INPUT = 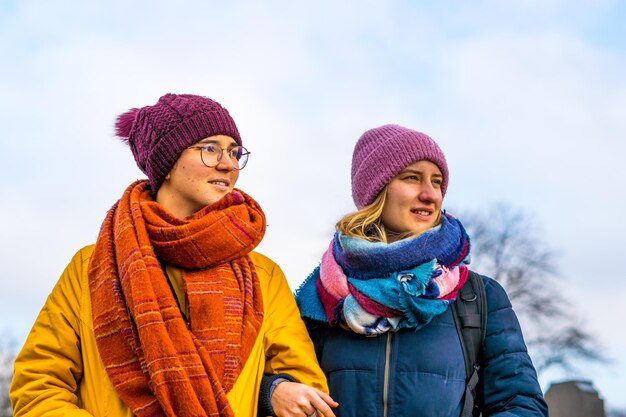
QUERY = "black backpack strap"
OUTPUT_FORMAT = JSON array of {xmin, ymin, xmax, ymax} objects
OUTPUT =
[{"xmin": 451, "ymin": 270, "xmax": 487, "ymax": 417}]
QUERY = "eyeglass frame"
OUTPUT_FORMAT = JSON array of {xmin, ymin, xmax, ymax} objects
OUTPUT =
[{"xmin": 187, "ymin": 143, "xmax": 251, "ymax": 170}]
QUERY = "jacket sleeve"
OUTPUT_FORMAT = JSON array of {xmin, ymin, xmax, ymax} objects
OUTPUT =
[
  {"xmin": 477, "ymin": 277, "xmax": 548, "ymax": 417},
  {"xmin": 260, "ymin": 259, "xmax": 329, "ymax": 393},
  {"xmin": 10, "ymin": 249, "xmax": 95, "ymax": 417}
]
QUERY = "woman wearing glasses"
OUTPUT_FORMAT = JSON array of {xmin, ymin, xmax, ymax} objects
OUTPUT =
[
  {"xmin": 291, "ymin": 125, "xmax": 548, "ymax": 416},
  {"xmin": 10, "ymin": 94, "xmax": 335, "ymax": 417}
]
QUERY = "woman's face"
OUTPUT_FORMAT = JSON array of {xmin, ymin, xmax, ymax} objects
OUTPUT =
[
  {"xmin": 381, "ymin": 160, "xmax": 443, "ymax": 240},
  {"xmin": 156, "ymin": 135, "xmax": 240, "ymax": 218}
]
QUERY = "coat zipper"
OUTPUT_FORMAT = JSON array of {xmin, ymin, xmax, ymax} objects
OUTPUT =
[{"xmin": 383, "ymin": 332, "xmax": 392, "ymax": 417}]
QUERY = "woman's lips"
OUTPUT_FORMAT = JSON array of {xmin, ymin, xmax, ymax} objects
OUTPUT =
[{"xmin": 208, "ymin": 178, "xmax": 230, "ymax": 191}]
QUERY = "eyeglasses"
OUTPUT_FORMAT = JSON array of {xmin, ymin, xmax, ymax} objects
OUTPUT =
[{"xmin": 188, "ymin": 143, "xmax": 250, "ymax": 170}]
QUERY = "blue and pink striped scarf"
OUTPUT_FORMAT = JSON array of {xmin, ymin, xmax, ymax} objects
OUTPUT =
[{"xmin": 296, "ymin": 212, "xmax": 471, "ymax": 334}]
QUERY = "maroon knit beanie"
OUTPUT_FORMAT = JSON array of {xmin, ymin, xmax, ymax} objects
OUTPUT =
[
  {"xmin": 351, "ymin": 124, "xmax": 449, "ymax": 209},
  {"xmin": 115, "ymin": 93, "xmax": 241, "ymax": 193}
]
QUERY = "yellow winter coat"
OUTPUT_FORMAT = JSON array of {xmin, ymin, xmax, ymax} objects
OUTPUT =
[{"xmin": 10, "ymin": 245, "xmax": 327, "ymax": 416}]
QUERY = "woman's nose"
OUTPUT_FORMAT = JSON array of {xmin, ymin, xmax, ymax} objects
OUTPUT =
[
  {"xmin": 216, "ymin": 152, "xmax": 237, "ymax": 171},
  {"xmin": 418, "ymin": 182, "xmax": 437, "ymax": 202}
]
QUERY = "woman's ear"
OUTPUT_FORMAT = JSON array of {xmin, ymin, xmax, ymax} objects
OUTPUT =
[{"xmin": 164, "ymin": 159, "xmax": 178, "ymax": 182}]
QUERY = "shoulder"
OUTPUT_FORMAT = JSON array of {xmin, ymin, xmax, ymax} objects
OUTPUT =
[
  {"xmin": 58, "ymin": 245, "xmax": 96, "ymax": 307},
  {"xmin": 249, "ymin": 251, "xmax": 281, "ymax": 277},
  {"xmin": 248, "ymin": 251, "xmax": 291, "ymax": 297},
  {"xmin": 472, "ymin": 273, "xmax": 528, "ymax": 356},
  {"xmin": 474, "ymin": 273, "xmax": 513, "ymax": 312},
  {"xmin": 55, "ymin": 244, "xmax": 96, "ymax": 285},
  {"xmin": 471, "ymin": 272, "xmax": 524, "ymax": 344},
  {"xmin": 36, "ymin": 245, "xmax": 97, "ymax": 329},
  {"xmin": 74, "ymin": 244, "xmax": 95, "ymax": 265}
]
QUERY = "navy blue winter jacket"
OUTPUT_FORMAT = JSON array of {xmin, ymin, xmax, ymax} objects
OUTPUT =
[{"xmin": 305, "ymin": 275, "xmax": 548, "ymax": 417}]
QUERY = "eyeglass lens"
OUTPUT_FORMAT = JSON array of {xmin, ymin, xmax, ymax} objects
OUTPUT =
[{"xmin": 200, "ymin": 144, "xmax": 249, "ymax": 169}]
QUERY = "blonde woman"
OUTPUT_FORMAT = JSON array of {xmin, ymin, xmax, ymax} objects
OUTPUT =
[{"xmin": 293, "ymin": 125, "xmax": 548, "ymax": 417}]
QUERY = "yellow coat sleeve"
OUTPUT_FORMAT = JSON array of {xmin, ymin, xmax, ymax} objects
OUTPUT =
[
  {"xmin": 253, "ymin": 253, "xmax": 328, "ymax": 392},
  {"xmin": 10, "ymin": 249, "xmax": 95, "ymax": 417}
]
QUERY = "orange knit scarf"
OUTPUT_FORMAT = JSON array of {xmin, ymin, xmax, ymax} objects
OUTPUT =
[{"xmin": 89, "ymin": 180, "xmax": 265, "ymax": 417}]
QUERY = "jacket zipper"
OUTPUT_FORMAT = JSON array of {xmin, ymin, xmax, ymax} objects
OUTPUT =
[{"xmin": 383, "ymin": 332, "xmax": 392, "ymax": 417}]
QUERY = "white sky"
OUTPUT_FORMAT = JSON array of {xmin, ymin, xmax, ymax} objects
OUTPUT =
[{"xmin": 1, "ymin": 0, "xmax": 625, "ymax": 410}]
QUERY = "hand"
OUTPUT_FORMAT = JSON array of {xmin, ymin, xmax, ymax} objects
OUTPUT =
[{"xmin": 271, "ymin": 381, "xmax": 338, "ymax": 417}]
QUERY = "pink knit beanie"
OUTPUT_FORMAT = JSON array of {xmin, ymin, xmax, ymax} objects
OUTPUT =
[
  {"xmin": 115, "ymin": 93, "xmax": 241, "ymax": 193},
  {"xmin": 351, "ymin": 124, "xmax": 449, "ymax": 209}
]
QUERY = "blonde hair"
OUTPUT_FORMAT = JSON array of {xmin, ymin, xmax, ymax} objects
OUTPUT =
[{"xmin": 336, "ymin": 187, "xmax": 392, "ymax": 243}]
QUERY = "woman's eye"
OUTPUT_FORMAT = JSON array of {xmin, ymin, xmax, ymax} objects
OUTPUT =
[{"xmin": 203, "ymin": 144, "xmax": 218, "ymax": 153}]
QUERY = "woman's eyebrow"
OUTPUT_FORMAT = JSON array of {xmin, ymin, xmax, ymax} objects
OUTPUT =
[
  {"xmin": 197, "ymin": 139, "xmax": 217, "ymax": 144},
  {"xmin": 399, "ymin": 169, "xmax": 442, "ymax": 178},
  {"xmin": 400, "ymin": 169, "xmax": 422, "ymax": 175},
  {"xmin": 197, "ymin": 138, "xmax": 238, "ymax": 147}
]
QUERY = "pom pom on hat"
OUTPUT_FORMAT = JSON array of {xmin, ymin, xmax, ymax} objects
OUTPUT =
[
  {"xmin": 115, "ymin": 108, "xmax": 140, "ymax": 141},
  {"xmin": 351, "ymin": 124, "xmax": 449, "ymax": 209}
]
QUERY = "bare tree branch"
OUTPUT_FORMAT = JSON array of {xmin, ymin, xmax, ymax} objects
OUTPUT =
[
  {"xmin": 458, "ymin": 203, "xmax": 606, "ymax": 375},
  {"xmin": 0, "ymin": 334, "xmax": 16, "ymax": 417}
]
